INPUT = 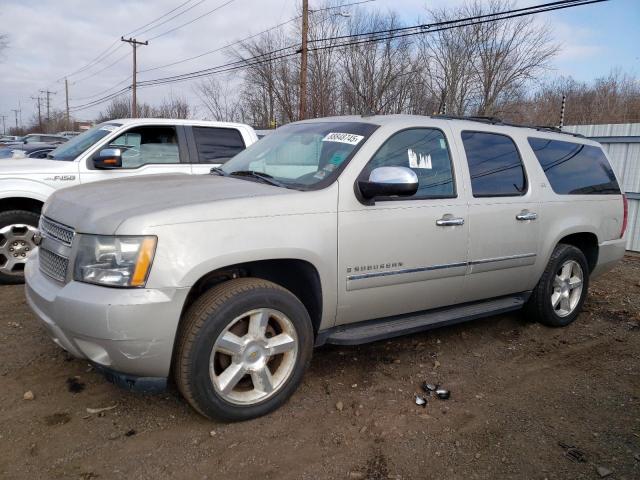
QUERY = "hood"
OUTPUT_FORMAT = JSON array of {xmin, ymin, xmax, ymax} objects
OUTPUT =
[
  {"xmin": 0, "ymin": 158, "xmax": 74, "ymax": 175},
  {"xmin": 43, "ymin": 173, "xmax": 304, "ymax": 234}
]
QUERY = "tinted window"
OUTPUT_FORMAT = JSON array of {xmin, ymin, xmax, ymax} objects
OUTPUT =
[
  {"xmin": 193, "ymin": 127, "xmax": 245, "ymax": 163},
  {"xmin": 362, "ymin": 128, "xmax": 455, "ymax": 199},
  {"xmin": 108, "ymin": 126, "xmax": 180, "ymax": 168},
  {"xmin": 528, "ymin": 138, "xmax": 620, "ymax": 195},
  {"xmin": 49, "ymin": 123, "xmax": 121, "ymax": 161},
  {"xmin": 461, "ymin": 131, "xmax": 526, "ymax": 197}
]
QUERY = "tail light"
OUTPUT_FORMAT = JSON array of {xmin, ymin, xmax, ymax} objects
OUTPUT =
[{"xmin": 620, "ymin": 194, "xmax": 628, "ymax": 239}]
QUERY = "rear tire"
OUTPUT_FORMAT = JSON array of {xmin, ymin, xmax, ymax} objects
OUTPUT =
[
  {"xmin": 0, "ymin": 210, "xmax": 40, "ymax": 285},
  {"xmin": 174, "ymin": 278, "xmax": 314, "ymax": 421},
  {"xmin": 525, "ymin": 244, "xmax": 589, "ymax": 327}
]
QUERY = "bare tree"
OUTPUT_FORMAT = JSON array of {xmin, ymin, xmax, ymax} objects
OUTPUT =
[
  {"xmin": 464, "ymin": 0, "xmax": 559, "ymax": 116},
  {"xmin": 96, "ymin": 97, "xmax": 132, "ymax": 122},
  {"xmin": 196, "ymin": 76, "xmax": 243, "ymax": 122},
  {"xmin": 340, "ymin": 11, "xmax": 413, "ymax": 115},
  {"xmin": 155, "ymin": 93, "xmax": 191, "ymax": 119},
  {"xmin": 415, "ymin": 5, "xmax": 477, "ymax": 115}
]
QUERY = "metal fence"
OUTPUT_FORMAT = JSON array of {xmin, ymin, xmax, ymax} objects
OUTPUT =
[{"xmin": 565, "ymin": 123, "xmax": 640, "ymax": 252}]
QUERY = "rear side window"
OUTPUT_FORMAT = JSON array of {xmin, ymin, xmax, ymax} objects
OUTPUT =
[
  {"xmin": 527, "ymin": 138, "xmax": 621, "ymax": 194},
  {"xmin": 461, "ymin": 131, "xmax": 526, "ymax": 197},
  {"xmin": 192, "ymin": 127, "xmax": 245, "ymax": 163}
]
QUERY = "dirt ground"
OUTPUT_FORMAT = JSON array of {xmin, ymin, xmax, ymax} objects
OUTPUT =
[{"xmin": 1, "ymin": 256, "xmax": 639, "ymax": 480}]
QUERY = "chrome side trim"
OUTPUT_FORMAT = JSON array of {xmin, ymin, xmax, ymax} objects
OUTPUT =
[
  {"xmin": 347, "ymin": 262, "xmax": 467, "ymax": 281},
  {"xmin": 469, "ymin": 253, "xmax": 536, "ymax": 265},
  {"xmin": 347, "ymin": 253, "xmax": 537, "ymax": 282}
]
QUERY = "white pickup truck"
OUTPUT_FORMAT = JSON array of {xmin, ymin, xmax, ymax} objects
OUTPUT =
[{"xmin": 0, "ymin": 118, "xmax": 258, "ymax": 283}]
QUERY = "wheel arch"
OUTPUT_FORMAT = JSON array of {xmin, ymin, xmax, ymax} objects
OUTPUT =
[
  {"xmin": 0, "ymin": 196, "xmax": 44, "ymax": 215},
  {"xmin": 179, "ymin": 258, "xmax": 324, "ymax": 337},
  {"xmin": 556, "ymin": 231, "xmax": 599, "ymax": 273}
]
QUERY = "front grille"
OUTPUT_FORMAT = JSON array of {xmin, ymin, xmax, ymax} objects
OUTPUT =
[
  {"xmin": 39, "ymin": 248, "xmax": 69, "ymax": 282},
  {"xmin": 40, "ymin": 216, "xmax": 75, "ymax": 246}
]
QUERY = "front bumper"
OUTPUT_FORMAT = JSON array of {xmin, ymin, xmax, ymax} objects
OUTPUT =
[{"xmin": 25, "ymin": 253, "xmax": 190, "ymax": 378}]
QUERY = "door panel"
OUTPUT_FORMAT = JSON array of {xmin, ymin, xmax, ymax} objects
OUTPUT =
[
  {"xmin": 336, "ymin": 127, "xmax": 468, "ymax": 325},
  {"xmin": 455, "ymin": 129, "xmax": 541, "ymax": 301},
  {"xmin": 337, "ymin": 199, "xmax": 468, "ymax": 324}
]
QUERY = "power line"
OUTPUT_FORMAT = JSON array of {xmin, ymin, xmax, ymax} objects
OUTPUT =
[
  {"xmin": 139, "ymin": 15, "xmax": 299, "ymax": 73},
  {"xmin": 48, "ymin": 0, "xmax": 204, "ymax": 84},
  {"xmin": 68, "ymin": 0, "xmax": 606, "ymax": 112},
  {"xmin": 140, "ymin": 0, "xmax": 607, "ymax": 87},
  {"xmin": 70, "ymin": 51, "xmax": 130, "ymax": 86},
  {"xmin": 123, "ymin": 0, "xmax": 196, "ymax": 36},
  {"xmin": 139, "ymin": 0, "xmax": 376, "ymax": 74},
  {"xmin": 147, "ymin": 0, "xmax": 237, "ymax": 41},
  {"xmin": 133, "ymin": 0, "xmax": 208, "ymax": 37}
]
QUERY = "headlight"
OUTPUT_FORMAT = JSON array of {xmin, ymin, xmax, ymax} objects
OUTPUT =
[{"xmin": 74, "ymin": 235, "xmax": 157, "ymax": 288}]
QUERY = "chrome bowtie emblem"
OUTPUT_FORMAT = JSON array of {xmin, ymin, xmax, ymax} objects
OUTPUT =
[{"xmin": 33, "ymin": 232, "xmax": 43, "ymax": 246}]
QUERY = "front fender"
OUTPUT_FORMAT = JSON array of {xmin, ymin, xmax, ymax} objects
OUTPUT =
[{"xmin": 0, "ymin": 178, "xmax": 55, "ymax": 204}]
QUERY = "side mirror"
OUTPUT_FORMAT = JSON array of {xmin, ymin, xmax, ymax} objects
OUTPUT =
[
  {"xmin": 93, "ymin": 148, "xmax": 122, "ymax": 169},
  {"xmin": 358, "ymin": 166, "xmax": 418, "ymax": 200}
]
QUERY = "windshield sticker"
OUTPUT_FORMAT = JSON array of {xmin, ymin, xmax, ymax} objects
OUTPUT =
[
  {"xmin": 439, "ymin": 138, "xmax": 447, "ymax": 150},
  {"xmin": 322, "ymin": 132, "xmax": 364, "ymax": 145},
  {"xmin": 100, "ymin": 125, "xmax": 118, "ymax": 132},
  {"xmin": 313, "ymin": 170, "xmax": 327, "ymax": 180},
  {"xmin": 408, "ymin": 149, "xmax": 432, "ymax": 169}
]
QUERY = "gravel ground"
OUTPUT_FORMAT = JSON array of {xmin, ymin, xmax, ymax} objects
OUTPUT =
[{"xmin": 0, "ymin": 255, "xmax": 639, "ymax": 480}]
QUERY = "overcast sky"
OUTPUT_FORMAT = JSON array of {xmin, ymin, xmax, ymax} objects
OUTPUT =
[{"xmin": 0, "ymin": 0, "xmax": 638, "ymax": 128}]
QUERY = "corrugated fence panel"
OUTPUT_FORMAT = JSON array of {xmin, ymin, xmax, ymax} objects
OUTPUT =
[
  {"xmin": 628, "ymin": 199, "xmax": 640, "ymax": 252},
  {"xmin": 565, "ymin": 123, "xmax": 640, "ymax": 251}
]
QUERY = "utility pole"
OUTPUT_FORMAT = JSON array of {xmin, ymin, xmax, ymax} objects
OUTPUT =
[
  {"xmin": 40, "ymin": 89, "xmax": 56, "ymax": 129},
  {"xmin": 121, "ymin": 37, "xmax": 148, "ymax": 118},
  {"xmin": 11, "ymin": 108, "xmax": 19, "ymax": 131},
  {"xmin": 0, "ymin": 115, "xmax": 6, "ymax": 135},
  {"xmin": 65, "ymin": 78, "xmax": 71, "ymax": 130},
  {"xmin": 31, "ymin": 95, "xmax": 42, "ymax": 131},
  {"xmin": 298, "ymin": 0, "xmax": 309, "ymax": 120}
]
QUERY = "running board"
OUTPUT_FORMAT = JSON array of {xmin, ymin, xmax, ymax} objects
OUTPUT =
[{"xmin": 316, "ymin": 293, "xmax": 529, "ymax": 346}]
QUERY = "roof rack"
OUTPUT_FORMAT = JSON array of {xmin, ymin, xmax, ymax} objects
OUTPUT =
[{"xmin": 433, "ymin": 114, "xmax": 585, "ymax": 138}]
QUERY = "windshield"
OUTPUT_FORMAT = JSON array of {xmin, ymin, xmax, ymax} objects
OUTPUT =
[
  {"xmin": 48, "ymin": 123, "xmax": 121, "ymax": 161},
  {"xmin": 220, "ymin": 122, "xmax": 378, "ymax": 190}
]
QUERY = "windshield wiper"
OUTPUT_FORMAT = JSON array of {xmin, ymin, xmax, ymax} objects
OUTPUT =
[
  {"xmin": 229, "ymin": 170, "xmax": 288, "ymax": 188},
  {"xmin": 209, "ymin": 167, "xmax": 228, "ymax": 176}
]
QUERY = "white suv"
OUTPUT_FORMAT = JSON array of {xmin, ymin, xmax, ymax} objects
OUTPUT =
[{"xmin": 0, "ymin": 118, "xmax": 257, "ymax": 283}]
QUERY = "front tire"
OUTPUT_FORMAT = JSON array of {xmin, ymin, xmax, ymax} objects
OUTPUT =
[
  {"xmin": 174, "ymin": 278, "xmax": 314, "ymax": 421},
  {"xmin": 0, "ymin": 210, "xmax": 40, "ymax": 285},
  {"xmin": 525, "ymin": 244, "xmax": 589, "ymax": 327}
]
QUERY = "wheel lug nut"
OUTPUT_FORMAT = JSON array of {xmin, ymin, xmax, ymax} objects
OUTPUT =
[{"xmin": 25, "ymin": 248, "xmax": 29, "ymax": 251}]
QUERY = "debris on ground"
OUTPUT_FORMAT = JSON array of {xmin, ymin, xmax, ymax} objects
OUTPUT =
[
  {"xmin": 335, "ymin": 401, "xmax": 344, "ymax": 412},
  {"xmin": 23, "ymin": 390, "xmax": 34, "ymax": 401},
  {"xmin": 66, "ymin": 376, "xmax": 86, "ymax": 393},
  {"xmin": 435, "ymin": 388, "xmax": 450, "ymax": 400},
  {"xmin": 125, "ymin": 429, "xmax": 136, "ymax": 437},
  {"xmin": 422, "ymin": 382, "xmax": 437, "ymax": 393},
  {"xmin": 421, "ymin": 381, "xmax": 450, "ymax": 400},
  {"xmin": 558, "ymin": 441, "xmax": 588, "ymax": 463},
  {"xmin": 86, "ymin": 405, "xmax": 117, "ymax": 415},
  {"xmin": 596, "ymin": 466, "xmax": 613, "ymax": 478},
  {"xmin": 415, "ymin": 395, "xmax": 427, "ymax": 407}
]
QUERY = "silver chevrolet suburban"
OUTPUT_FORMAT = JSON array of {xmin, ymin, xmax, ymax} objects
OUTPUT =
[{"xmin": 25, "ymin": 115, "xmax": 628, "ymax": 421}]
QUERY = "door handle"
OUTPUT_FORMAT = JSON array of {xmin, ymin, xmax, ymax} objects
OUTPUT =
[
  {"xmin": 516, "ymin": 211, "xmax": 537, "ymax": 221},
  {"xmin": 436, "ymin": 215, "xmax": 465, "ymax": 227}
]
